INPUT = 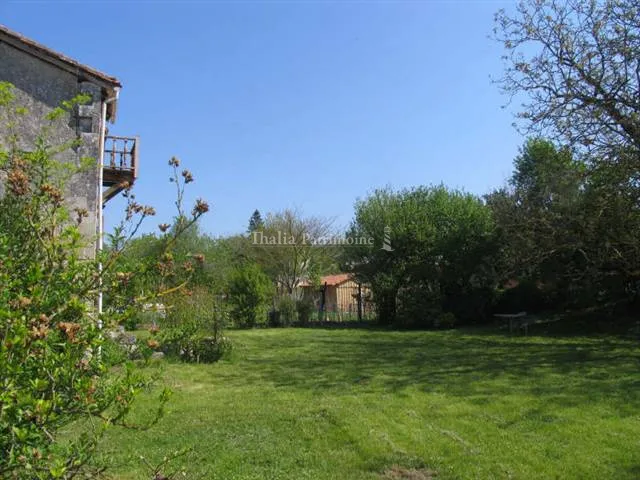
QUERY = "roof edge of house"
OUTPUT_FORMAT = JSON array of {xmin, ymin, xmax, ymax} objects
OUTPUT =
[
  {"xmin": 0, "ymin": 24, "xmax": 122, "ymax": 123},
  {"xmin": 299, "ymin": 273, "xmax": 355, "ymax": 287}
]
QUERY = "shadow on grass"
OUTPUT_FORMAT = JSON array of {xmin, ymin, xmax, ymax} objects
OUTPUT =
[{"xmin": 218, "ymin": 328, "xmax": 640, "ymax": 413}]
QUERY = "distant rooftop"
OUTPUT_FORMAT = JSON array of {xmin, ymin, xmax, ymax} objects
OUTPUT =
[{"xmin": 300, "ymin": 273, "xmax": 354, "ymax": 287}]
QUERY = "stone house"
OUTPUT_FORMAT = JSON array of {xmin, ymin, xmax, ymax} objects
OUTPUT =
[{"xmin": 0, "ymin": 24, "xmax": 138, "ymax": 256}]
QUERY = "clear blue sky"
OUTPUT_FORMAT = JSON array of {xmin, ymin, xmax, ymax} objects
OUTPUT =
[{"xmin": 2, "ymin": 1, "xmax": 522, "ymax": 236}]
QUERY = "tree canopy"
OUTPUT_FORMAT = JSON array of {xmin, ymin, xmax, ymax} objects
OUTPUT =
[{"xmin": 344, "ymin": 186, "xmax": 498, "ymax": 326}]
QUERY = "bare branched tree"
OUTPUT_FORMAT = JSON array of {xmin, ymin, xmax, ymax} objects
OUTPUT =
[
  {"xmin": 494, "ymin": 0, "xmax": 640, "ymax": 154},
  {"xmin": 250, "ymin": 209, "xmax": 335, "ymax": 294}
]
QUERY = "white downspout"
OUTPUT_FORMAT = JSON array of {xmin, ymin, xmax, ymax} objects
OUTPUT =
[{"xmin": 97, "ymin": 88, "xmax": 120, "ymax": 318}]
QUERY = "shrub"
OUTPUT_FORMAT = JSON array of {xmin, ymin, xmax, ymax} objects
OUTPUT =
[
  {"xmin": 158, "ymin": 321, "xmax": 198, "ymax": 357},
  {"xmin": 158, "ymin": 323, "xmax": 232, "ymax": 363},
  {"xmin": 395, "ymin": 284, "xmax": 439, "ymax": 328},
  {"xmin": 122, "ymin": 313, "xmax": 140, "ymax": 331},
  {"xmin": 296, "ymin": 298, "xmax": 314, "ymax": 325},
  {"xmin": 267, "ymin": 308, "xmax": 281, "ymax": 327},
  {"xmin": 436, "ymin": 311, "xmax": 457, "ymax": 329},
  {"xmin": 158, "ymin": 288, "xmax": 231, "ymax": 363},
  {"xmin": 276, "ymin": 295, "xmax": 297, "ymax": 326},
  {"xmin": 164, "ymin": 288, "xmax": 227, "ymax": 332},
  {"xmin": 193, "ymin": 335, "xmax": 232, "ymax": 362},
  {"xmin": 101, "ymin": 336, "xmax": 130, "ymax": 367},
  {"xmin": 494, "ymin": 280, "xmax": 548, "ymax": 314},
  {"xmin": 227, "ymin": 264, "xmax": 273, "ymax": 328},
  {"xmin": 443, "ymin": 285, "xmax": 495, "ymax": 324}
]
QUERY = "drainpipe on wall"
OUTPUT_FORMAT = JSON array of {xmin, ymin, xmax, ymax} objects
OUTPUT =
[{"xmin": 97, "ymin": 88, "xmax": 120, "ymax": 320}]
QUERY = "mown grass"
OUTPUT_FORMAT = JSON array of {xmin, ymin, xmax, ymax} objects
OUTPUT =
[{"xmin": 98, "ymin": 328, "xmax": 640, "ymax": 479}]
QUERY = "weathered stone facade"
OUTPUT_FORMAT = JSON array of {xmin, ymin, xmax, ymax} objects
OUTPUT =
[{"xmin": 0, "ymin": 25, "xmax": 123, "ymax": 257}]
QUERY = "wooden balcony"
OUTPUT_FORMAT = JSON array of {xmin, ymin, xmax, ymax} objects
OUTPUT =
[{"xmin": 102, "ymin": 135, "xmax": 138, "ymax": 204}]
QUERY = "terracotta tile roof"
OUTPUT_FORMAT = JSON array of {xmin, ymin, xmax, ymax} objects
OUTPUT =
[
  {"xmin": 300, "ymin": 273, "xmax": 353, "ymax": 287},
  {"xmin": 0, "ymin": 24, "xmax": 122, "ymax": 88}
]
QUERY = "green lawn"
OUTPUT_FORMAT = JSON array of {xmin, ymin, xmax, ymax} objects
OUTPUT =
[{"xmin": 99, "ymin": 328, "xmax": 640, "ymax": 479}]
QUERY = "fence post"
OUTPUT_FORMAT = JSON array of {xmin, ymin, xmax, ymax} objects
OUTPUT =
[
  {"xmin": 357, "ymin": 283, "xmax": 363, "ymax": 322},
  {"xmin": 319, "ymin": 282, "xmax": 327, "ymax": 322}
]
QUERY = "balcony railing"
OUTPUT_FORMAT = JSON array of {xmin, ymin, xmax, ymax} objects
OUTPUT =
[
  {"xmin": 102, "ymin": 135, "xmax": 139, "ymax": 204},
  {"xmin": 104, "ymin": 135, "xmax": 138, "ymax": 175}
]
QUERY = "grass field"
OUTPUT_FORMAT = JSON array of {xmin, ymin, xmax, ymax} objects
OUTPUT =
[{"xmin": 97, "ymin": 328, "xmax": 640, "ymax": 479}]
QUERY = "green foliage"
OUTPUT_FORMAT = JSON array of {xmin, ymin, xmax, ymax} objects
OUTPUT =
[
  {"xmin": 227, "ymin": 264, "xmax": 273, "ymax": 328},
  {"xmin": 493, "ymin": 281, "xmax": 548, "ymax": 314},
  {"xmin": 100, "ymin": 336, "xmax": 130, "ymax": 367},
  {"xmin": 45, "ymin": 93, "xmax": 92, "ymax": 122},
  {"xmin": 275, "ymin": 295, "xmax": 297, "ymax": 327},
  {"xmin": 488, "ymin": 139, "xmax": 640, "ymax": 315},
  {"xmin": 395, "ymin": 283, "xmax": 440, "ymax": 328},
  {"xmin": 164, "ymin": 288, "xmax": 227, "ymax": 331},
  {"xmin": 295, "ymin": 297, "xmax": 314, "ymax": 326},
  {"xmin": 158, "ymin": 288, "xmax": 231, "ymax": 363},
  {"xmin": 158, "ymin": 324, "xmax": 232, "ymax": 363},
  {"xmin": 344, "ymin": 185, "xmax": 498, "ymax": 326},
  {"xmin": 493, "ymin": 0, "xmax": 640, "ymax": 319},
  {"xmin": 249, "ymin": 209, "xmax": 337, "ymax": 294},
  {"xmin": 0, "ymin": 84, "xmax": 206, "ymax": 478},
  {"xmin": 114, "ymin": 223, "xmax": 241, "ymax": 304},
  {"xmin": 511, "ymin": 138, "xmax": 584, "ymax": 208},
  {"xmin": 122, "ymin": 313, "xmax": 140, "ymax": 331},
  {"xmin": 247, "ymin": 209, "xmax": 264, "ymax": 233},
  {"xmin": 577, "ymin": 151, "xmax": 640, "ymax": 306},
  {"xmin": 435, "ymin": 311, "xmax": 457, "ymax": 329}
]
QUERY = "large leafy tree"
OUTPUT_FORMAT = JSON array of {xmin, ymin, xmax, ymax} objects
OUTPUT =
[
  {"xmin": 486, "ymin": 139, "xmax": 585, "ymax": 283},
  {"xmin": 579, "ymin": 150, "xmax": 640, "ymax": 305},
  {"xmin": 344, "ymin": 186, "xmax": 498, "ymax": 325},
  {"xmin": 488, "ymin": 138, "xmax": 640, "ymax": 311}
]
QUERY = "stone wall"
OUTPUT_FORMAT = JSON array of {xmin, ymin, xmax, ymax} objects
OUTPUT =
[{"xmin": 0, "ymin": 41, "xmax": 103, "ymax": 256}]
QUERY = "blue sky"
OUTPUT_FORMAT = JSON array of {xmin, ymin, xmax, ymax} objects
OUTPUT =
[{"xmin": 2, "ymin": 1, "xmax": 522, "ymax": 236}]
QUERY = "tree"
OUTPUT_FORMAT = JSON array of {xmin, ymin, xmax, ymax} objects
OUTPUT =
[
  {"xmin": 487, "ymin": 138, "xmax": 640, "ymax": 313},
  {"xmin": 250, "ymin": 209, "xmax": 335, "ymax": 294},
  {"xmin": 486, "ymin": 139, "xmax": 586, "ymax": 309},
  {"xmin": 511, "ymin": 138, "xmax": 584, "ymax": 208},
  {"xmin": 577, "ymin": 150, "xmax": 640, "ymax": 306},
  {"xmin": 116, "ymin": 222, "xmax": 232, "ymax": 296},
  {"xmin": 227, "ymin": 263, "xmax": 273, "ymax": 327},
  {"xmin": 247, "ymin": 209, "xmax": 264, "ymax": 233},
  {"xmin": 487, "ymin": 139, "xmax": 585, "ymax": 274},
  {"xmin": 344, "ymin": 186, "xmax": 498, "ymax": 326},
  {"xmin": 494, "ymin": 0, "xmax": 640, "ymax": 154}
]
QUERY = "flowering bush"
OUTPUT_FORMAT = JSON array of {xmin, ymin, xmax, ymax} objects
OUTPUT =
[{"xmin": 0, "ymin": 82, "xmax": 208, "ymax": 478}]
